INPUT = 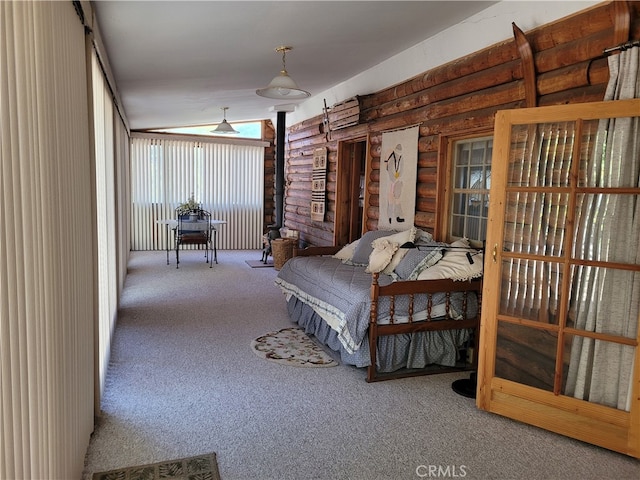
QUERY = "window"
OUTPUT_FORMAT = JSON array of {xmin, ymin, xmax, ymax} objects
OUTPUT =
[
  {"xmin": 151, "ymin": 122, "xmax": 262, "ymax": 139},
  {"xmin": 130, "ymin": 135, "xmax": 266, "ymax": 250},
  {"xmin": 449, "ymin": 136, "xmax": 492, "ymax": 243}
]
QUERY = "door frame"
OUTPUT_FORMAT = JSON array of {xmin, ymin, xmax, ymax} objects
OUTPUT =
[{"xmin": 334, "ymin": 135, "xmax": 370, "ymax": 246}]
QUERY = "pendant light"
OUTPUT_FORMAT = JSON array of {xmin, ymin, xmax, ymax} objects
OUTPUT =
[
  {"xmin": 211, "ymin": 107, "xmax": 238, "ymax": 134},
  {"xmin": 256, "ymin": 46, "xmax": 310, "ymax": 100}
]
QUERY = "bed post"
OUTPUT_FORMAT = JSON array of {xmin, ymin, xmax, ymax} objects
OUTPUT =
[{"xmin": 367, "ymin": 272, "xmax": 381, "ymax": 382}]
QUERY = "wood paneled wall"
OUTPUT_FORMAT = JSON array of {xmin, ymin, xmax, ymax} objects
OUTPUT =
[{"xmin": 281, "ymin": 1, "xmax": 640, "ymax": 247}]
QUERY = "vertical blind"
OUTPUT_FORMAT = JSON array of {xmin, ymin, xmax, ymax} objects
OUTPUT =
[
  {"xmin": 131, "ymin": 134, "xmax": 265, "ymax": 250},
  {"xmin": 0, "ymin": 2, "xmax": 94, "ymax": 479},
  {"xmin": 115, "ymin": 115, "xmax": 131, "ymax": 297},
  {"xmin": 500, "ymin": 122, "xmax": 577, "ymax": 320},
  {"xmin": 92, "ymin": 51, "xmax": 125, "ymax": 408}
]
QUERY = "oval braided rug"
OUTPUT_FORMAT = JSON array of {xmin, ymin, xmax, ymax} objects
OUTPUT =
[{"xmin": 251, "ymin": 327, "xmax": 339, "ymax": 367}]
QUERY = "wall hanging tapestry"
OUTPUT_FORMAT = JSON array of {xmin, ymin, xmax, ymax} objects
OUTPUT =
[
  {"xmin": 379, "ymin": 125, "xmax": 419, "ymax": 230},
  {"xmin": 311, "ymin": 147, "xmax": 328, "ymax": 221}
]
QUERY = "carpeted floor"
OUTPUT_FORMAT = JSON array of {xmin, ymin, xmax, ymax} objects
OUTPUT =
[
  {"xmin": 92, "ymin": 452, "xmax": 220, "ymax": 480},
  {"xmin": 82, "ymin": 250, "xmax": 640, "ymax": 480}
]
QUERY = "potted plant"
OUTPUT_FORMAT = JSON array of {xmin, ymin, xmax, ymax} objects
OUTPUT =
[{"xmin": 176, "ymin": 193, "xmax": 200, "ymax": 220}]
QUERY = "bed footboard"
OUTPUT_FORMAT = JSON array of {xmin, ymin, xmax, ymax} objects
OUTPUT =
[{"xmin": 367, "ymin": 273, "xmax": 483, "ymax": 382}]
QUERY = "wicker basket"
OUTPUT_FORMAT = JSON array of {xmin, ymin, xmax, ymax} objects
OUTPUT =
[{"xmin": 272, "ymin": 238, "xmax": 296, "ymax": 270}]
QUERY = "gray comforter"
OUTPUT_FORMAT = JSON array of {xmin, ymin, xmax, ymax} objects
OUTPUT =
[{"xmin": 275, "ymin": 255, "xmax": 477, "ymax": 356}]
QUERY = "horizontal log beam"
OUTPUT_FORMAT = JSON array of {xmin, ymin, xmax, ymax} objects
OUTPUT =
[
  {"xmin": 287, "ymin": 124, "xmax": 322, "ymax": 143},
  {"xmin": 537, "ymin": 58, "xmax": 608, "ymax": 96},
  {"xmin": 419, "ymin": 101, "xmax": 519, "ymax": 136},
  {"xmin": 361, "ymin": 38, "xmax": 517, "ymax": 108},
  {"xmin": 361, "ymin": 59, "xmax": 522, "ymax": 123},
  {"xmin": 525, "ymin": 2, "xmax": 613, "ymax": 51},
  {"xmin": 534, "ymin": 29, "xmax": 614, "ymax": 74}
]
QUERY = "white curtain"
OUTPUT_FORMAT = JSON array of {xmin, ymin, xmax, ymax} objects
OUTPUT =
[
  {"xmin": 565, "ymin": 47, "xmax": 640, "ymax": 411},
  {"xmin": 130, "ymin": 134, "xmax": 266, "ymax": 250}
]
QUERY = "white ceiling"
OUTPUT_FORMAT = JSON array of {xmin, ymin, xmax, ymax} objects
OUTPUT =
[{"xmin": 92, "ymin": 1, "xmax": 497, "ymax": 131}]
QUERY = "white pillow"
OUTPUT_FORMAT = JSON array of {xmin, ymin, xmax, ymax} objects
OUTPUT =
[
  {"xmin": 370, "ymin": 226, "xmax": 417, "ymax": 274},
  {"xmin": 366, "ymin": 239, "xmax": 399, "ymax": 273},
  {"xmin": 417, "ymin": 238, "xmax": 484, "ymax": 281},
  {"xmin": 333, "ymin": 239, "xmax": 360, "ymax": 263}
]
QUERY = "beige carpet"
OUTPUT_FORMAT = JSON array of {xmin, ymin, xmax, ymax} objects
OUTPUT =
[
  {"xmin": 251, "ymin": 327, "xmax": 338, "ymax": 367},
  {"xmin": 83, "ymin": 251, "xmax": 640, "ymax": 480},
  {"xmin": 92, "ymin": 452, "xmax": 221, "ymax": 480}
]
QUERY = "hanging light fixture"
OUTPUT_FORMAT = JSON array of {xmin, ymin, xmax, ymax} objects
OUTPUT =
[
  {"xmin": 211, "ymin": 107, "xmax": 238, "ymax": 134},
  {"xmin": 256, "ymin": 46, "xmax": 310, "ymax": 100}
]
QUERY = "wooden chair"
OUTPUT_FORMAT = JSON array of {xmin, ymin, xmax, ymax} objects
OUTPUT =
[{"xmin": 174, "ymin": 208, "xmax": 212, "ymax": 268}]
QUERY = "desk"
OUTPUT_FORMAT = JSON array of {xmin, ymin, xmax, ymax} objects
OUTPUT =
[{"xmin": 156, "ymin": 219, "xmax": 226, "ymax": 266}]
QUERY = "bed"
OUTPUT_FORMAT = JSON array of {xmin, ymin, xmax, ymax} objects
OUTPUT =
[{"xmin": 274, "ymin": 227, "xmax": 484, "ymax": 381}]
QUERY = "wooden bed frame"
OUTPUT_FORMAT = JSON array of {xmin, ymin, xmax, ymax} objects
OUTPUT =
[{"xmin": 293, "ymin": 246, "xmax": 483, "ymax": 382}]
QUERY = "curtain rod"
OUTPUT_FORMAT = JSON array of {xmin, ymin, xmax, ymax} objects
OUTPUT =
[{"xmin": 603, "ymin": 39, "xmax": 640, "ymax": 55}]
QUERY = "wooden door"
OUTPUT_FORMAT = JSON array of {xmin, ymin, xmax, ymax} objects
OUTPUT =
[
  {"xmin": 477, "ymin": 98, "xmax": 640, "ymax": 458},
  {"xmin": 335, "ymin": 138, "xmax": 368, "ymax": 245}
]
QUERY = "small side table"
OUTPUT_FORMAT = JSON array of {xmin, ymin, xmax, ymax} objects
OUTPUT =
[{"xmin": 156, "ymin": 219, "xmax": 226, "ymax": 266}]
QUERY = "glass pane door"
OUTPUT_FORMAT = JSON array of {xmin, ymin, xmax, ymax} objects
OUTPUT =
[{"xmin": 478, "ymin": 99, "xmax": 640, "ymax": 458}]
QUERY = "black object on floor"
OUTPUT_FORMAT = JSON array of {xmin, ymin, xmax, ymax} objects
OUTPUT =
[{"xmin": 452, "ymin": 371, "xmax": 477, "ymax": 399}]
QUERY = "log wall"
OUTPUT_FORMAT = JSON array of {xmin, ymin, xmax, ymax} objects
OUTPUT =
[
  {"xmin": 262, "ymin": 119, "xmax": 276, "ymax": 229},
  {"xmin": 281, "ymin": 1, "xmax": 640, "ymax": 247}
]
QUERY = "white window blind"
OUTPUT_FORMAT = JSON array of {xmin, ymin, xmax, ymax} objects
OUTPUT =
[
  {"xmin": 92, "ymin": 51, "xmax": 120, "ymax": 407},
  {"xmin": 131, "ymin": 135, "xmax": 265, "ymax": 250},
  {"xmin": 0, "ymin": 2, "xmax": 94, "ymax": 479}
]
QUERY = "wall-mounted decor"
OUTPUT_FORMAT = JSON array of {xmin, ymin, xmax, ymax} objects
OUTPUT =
[
  {"xmin": 323, "ymin": 99, "xmax": 332, "ymax": 141},
  {"xmin": 311, "ymin": 147, "xmax": 328, "ymax": 221},
  {"xmin": 378, "ymin": 125, "xmax": 419, "ymax": 230},
  {"xmin": 327, "ymin": 96, "xmax": 360, "ymax": 130}
]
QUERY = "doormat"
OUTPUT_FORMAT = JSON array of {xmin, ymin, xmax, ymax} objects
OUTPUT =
[
  {"xmin": 245, "ymin": 259, "xmax": 274, "ymax": 268},
  {"xmin": 251, "ymin": 327, "xmax": 339, "ymax": 367},
  {"xmin": 92, "ymin": 452, "xmax": 221, "ymax": 480}
]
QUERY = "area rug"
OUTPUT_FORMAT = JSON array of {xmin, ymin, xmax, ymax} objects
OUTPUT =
[
  {"xmin": 92, "ymin": 452, "xmax": 221, "ymax": 480},
  {"xmin": 251, "ymin": 327, "xmax": 339, "ymax": 367},
  {"xmin": 245, "ymin": 259, "xmax": 273, "ymax": 268}
]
